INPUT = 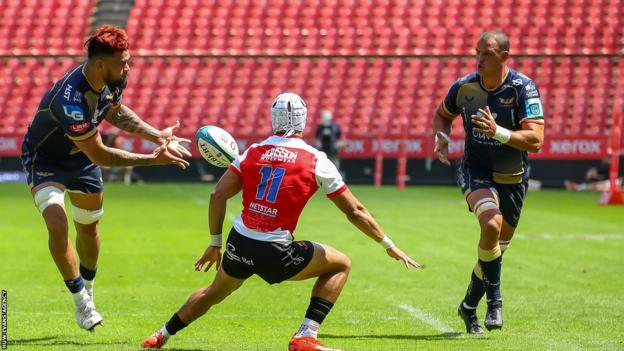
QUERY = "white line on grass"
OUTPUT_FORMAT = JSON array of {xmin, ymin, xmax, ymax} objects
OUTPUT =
[
  {"xmin": 191, "ymin": 197, "xmax": 208, "ymax": 206},
  {"xmin": 398, "ymin": 304, "xmax": 456, "ymax": 334},
  {"xmin": 516, "ymin": 233, "xmax": 624, "ymax": 240}
]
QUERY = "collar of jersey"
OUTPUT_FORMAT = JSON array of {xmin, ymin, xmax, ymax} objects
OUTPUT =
[
  {"xmin": 273, "ymin": 133, "xmax": 302, "ymax": 139},
  {"xmin": 478, "ymin": 66, "xmax": 510, "ymax": 92}
]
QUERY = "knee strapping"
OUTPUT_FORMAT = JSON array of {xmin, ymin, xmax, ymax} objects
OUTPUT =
[
  {"xmin": 33, "ymin": 186, "xmax": 65, "ymax": 213},
  {"xmin": 72, "ymin": 205, "xmax": 104, "ymax": 225},
  {"xmin": 473, "ymin": 197, "xmax": 499, "ymax": 217},
  {"xmin": 499, "ymin": 240, "xmax": 511, "ymax": 252}
]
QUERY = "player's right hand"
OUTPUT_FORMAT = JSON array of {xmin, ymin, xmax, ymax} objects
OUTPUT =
[
  {"xmin": 435, "ymin": 143, "xmax": 450, "ymax": 166},
  {"xmin": 386, "ymin": 246, "xmax": 422, "ymax": 269},
  {"xmin": 152, "ymin": 144, "xmax": 190, "ymax": 169},
  {"xmin": 195, "ymin": 246, "xmax": 222, "ymax": 272}
]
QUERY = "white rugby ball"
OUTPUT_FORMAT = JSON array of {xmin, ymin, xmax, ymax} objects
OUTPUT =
[{"xmin": 195, "ymin": 125, "xmax": 239, "ymax": 168}]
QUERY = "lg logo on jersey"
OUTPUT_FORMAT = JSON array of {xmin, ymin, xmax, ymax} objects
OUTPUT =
[{"xmin": 63, "ymin": 105, "xmax": 85, "ymax": 121}]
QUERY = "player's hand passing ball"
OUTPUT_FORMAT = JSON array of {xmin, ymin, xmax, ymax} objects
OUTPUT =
[
  {"xmin": 194, "ymin": 246, "xmax": 222, "ymax": 272},
  {"xmin": 152, "ymin": 143, "xmax": 190, "ymax": 169},
  {"xmin": 158, "ymin": 120, "xmax": 192, "ymax": 158},
  {"xmin": 386, "ymin": 247, "xmax": 422, "ymax": 269},
  {"xmin": 471, "ymin": 106, "xmax": 497, "ymax": 137}
]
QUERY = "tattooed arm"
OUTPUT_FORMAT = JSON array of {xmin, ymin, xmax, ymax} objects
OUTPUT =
[
  {"xmin": 106, "ymin": 105, "xmax": 192, "ymax": 157},
  {"xmin": 73, "ymin": 130, "xmax": 189, "ymax": 169},
  {"xmin": 106, "ymin": 105, "xmax": 163, "ymax": 144}
]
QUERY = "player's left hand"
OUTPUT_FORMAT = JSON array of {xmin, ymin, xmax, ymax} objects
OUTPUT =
[
  {"xmin": 471, "ymin": 106, "xmax": 497, "ymax": 137},
  {"xmin": 194, "ymin": 246, "xmax": 222, "ymax": 272},
  {"xmin": 159, "ymin": 120, "xmax": 192, "ymax": 158}
]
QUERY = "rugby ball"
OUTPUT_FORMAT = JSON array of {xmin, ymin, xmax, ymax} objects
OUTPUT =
[{"xmin": 195, "ymin": 125, "xmax": 239, "ymax": 168}]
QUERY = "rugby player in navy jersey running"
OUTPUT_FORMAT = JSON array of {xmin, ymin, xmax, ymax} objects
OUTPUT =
[
  {"xmin": 432, "ymin": 30, "xmax": 545, "ymax": 334},
  {"xmin": 20, "ymin": 25, "xmax": 190, "ymax": 331}
]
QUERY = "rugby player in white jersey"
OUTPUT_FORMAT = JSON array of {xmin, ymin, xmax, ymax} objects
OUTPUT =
[{"xmin": 142, "ymin": 93, "xmax": 421, "ymax": 350}]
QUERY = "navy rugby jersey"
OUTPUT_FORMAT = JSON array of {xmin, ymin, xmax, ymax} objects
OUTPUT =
[
  {"xmin": 442, "ymin": 68, "xmax": 544, "ymax": 183},
  {"xmin": 21, "ymin": 64, "xmax": 123, "ymax": 160}
]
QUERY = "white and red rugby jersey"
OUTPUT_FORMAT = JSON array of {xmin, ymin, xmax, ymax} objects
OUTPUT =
[{"xmin": 229, "ymin": 135, "xmax": 347, "ymax": 243}]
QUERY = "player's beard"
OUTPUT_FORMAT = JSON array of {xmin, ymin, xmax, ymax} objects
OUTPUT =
[
  {"xmin": 107, "ymin": 76, "xmax": 128, "ymax": 90},
  {"xmin": 104, "ymin": 70, "xmax": 128, "ymax": 90}
]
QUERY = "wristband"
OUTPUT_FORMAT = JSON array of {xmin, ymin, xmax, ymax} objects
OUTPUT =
[
  {"xmin": 210, "ymin": 233, "xmax": 223, "ymax": 247},
  {"xmin": 493, "ymin": 125, "xmax": 512, "ymax": 144},
  {"xmin": 379, "ymin": 235, "xmax": 395, "ymax": 249}
]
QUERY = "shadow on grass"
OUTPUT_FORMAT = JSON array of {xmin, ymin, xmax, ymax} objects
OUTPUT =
[
  {"xmin": 320, "ymin": 332, "xmax": 490, "ymax": 341},
  {"xmin": 8, "ymin": 336, "xmax": 207, "ymax": 351},
  {"xmin": 9, "ymin": 336, "xmax": 127, "ymax": 347}
]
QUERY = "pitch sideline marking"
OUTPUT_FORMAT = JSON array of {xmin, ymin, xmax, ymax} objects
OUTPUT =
[
  {"xmin": 398, "ymin": 304, "xmax": 456, "ymax": 334},
  {"xmin": 516, "ymin": 233, "xmax": 624, "ymax": 240}
]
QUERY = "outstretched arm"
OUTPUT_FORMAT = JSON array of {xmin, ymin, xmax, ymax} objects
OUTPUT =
[
  {"xmin": 329, "ymin": 188, "xmax": 421, "ymax": 269},
  {"xmin": 195, "ymin": 169, "xmax": 243, "ymax": 272},
  {"xmin": 106, "ymin": 104, "xmax": 192, "ymax": 157},
  {"xmin": 74, "ymin": 130, "xmax": 189, "ymax": 169},
  {"xmin": 106, "ymin": 105, "xmax": 161, "ymax": 143}
]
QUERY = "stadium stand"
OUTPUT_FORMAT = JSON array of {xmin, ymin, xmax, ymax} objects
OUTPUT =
[{"xmin": 0, "ymin": 0, "xmax": 622, "ymax": 143}]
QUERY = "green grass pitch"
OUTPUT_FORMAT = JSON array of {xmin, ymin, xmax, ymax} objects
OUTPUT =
[{"xmin": 1, "ymin": 183, "xmax": 623, "ymax": 350}]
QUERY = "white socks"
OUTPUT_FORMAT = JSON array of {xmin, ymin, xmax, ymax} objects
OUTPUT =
[
  {"xmin": 84, "ymin": 279, "xmax": 94, "ymax": 293},
  {"xmin": 72, "ymin": 288, "xmax": 89, "ymax": 307},
  {"xmin": 159, "ymin": 325, "xmax": 171, "ymax": 338},
  {"xmin": 295, "ymin": 318, "xmax": 320, "ymax": 339}
]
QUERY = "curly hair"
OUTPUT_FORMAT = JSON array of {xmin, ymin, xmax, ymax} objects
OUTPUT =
[{"xmin": 84, "ymin": 25, "xmax": 129, "ymax": 58}]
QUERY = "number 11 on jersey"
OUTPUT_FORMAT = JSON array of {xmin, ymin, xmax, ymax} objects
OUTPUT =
[{"xmin": 255, "ymin": 165, "xmax": 286, "ymax": 203}]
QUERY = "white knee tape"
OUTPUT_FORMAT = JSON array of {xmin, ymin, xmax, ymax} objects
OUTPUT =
[
  {"xmin": 72, "ymin": 205, "xmax": 104, "ymax": 225},
  {"xmin": 474, "ymin": 197, "xmax": 498, "ymax": 217},
  {"xmin": 33, "ymin": 186, "xmax": 65, "ymax": 213}
]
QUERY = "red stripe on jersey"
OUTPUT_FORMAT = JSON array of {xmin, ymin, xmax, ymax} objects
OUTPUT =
[{"xmin": 327, "ymin": 185, "xmax": 348, "ymax": 198}]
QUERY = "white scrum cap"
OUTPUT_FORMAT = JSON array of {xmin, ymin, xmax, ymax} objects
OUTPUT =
[{"xmin": 271, "ymin": 92, "xmax": 307, "ymax": 135}]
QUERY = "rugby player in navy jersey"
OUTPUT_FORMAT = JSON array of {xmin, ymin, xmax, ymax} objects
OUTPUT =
[
  {"xmin": 20, "ymin": 25, "xmax": 190, "ymax": 331},
  {"xmin": 432, "ymin": 30, "xmax": 545, "ymax": 334}
]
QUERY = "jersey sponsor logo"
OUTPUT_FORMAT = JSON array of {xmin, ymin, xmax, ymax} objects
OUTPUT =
[
  {"xmin": 249, "ymin": 201, "xmax": 278, "ymax": 217},
  {"xmin": 260, "ymin": 147, "xmax": 298, "ymax": 163},
  {"xmin": 498, "ymin": 97, "xmax": 515, "ymax": 106},
  {"xmin": 69, "ymin": 121, "xmax": 91, "ymax": 133},
  {"xmin": 63, "ymin": 105, "xmax": 85, "ymax": 121},
  {"xmin": 63, "ymin": 84, "xmax": 72, "ymax": 100},
  {"xmin": 525, "ymin": 98, "xmax": 543, "ymax": 118},
  {"xmin": 525, "ymin": 83, "xmax": 539, "ymax": 98},
  {"xmin": 72, "ymin": 90, "xmax": 82, "ymax": 103},
  {"xmin": 512, "ymin": 79, "xmax": 523, "ymax": 86},
  {"xmin": 35, "ymin": 171, "xmax": 55, "ymax": 177}
]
